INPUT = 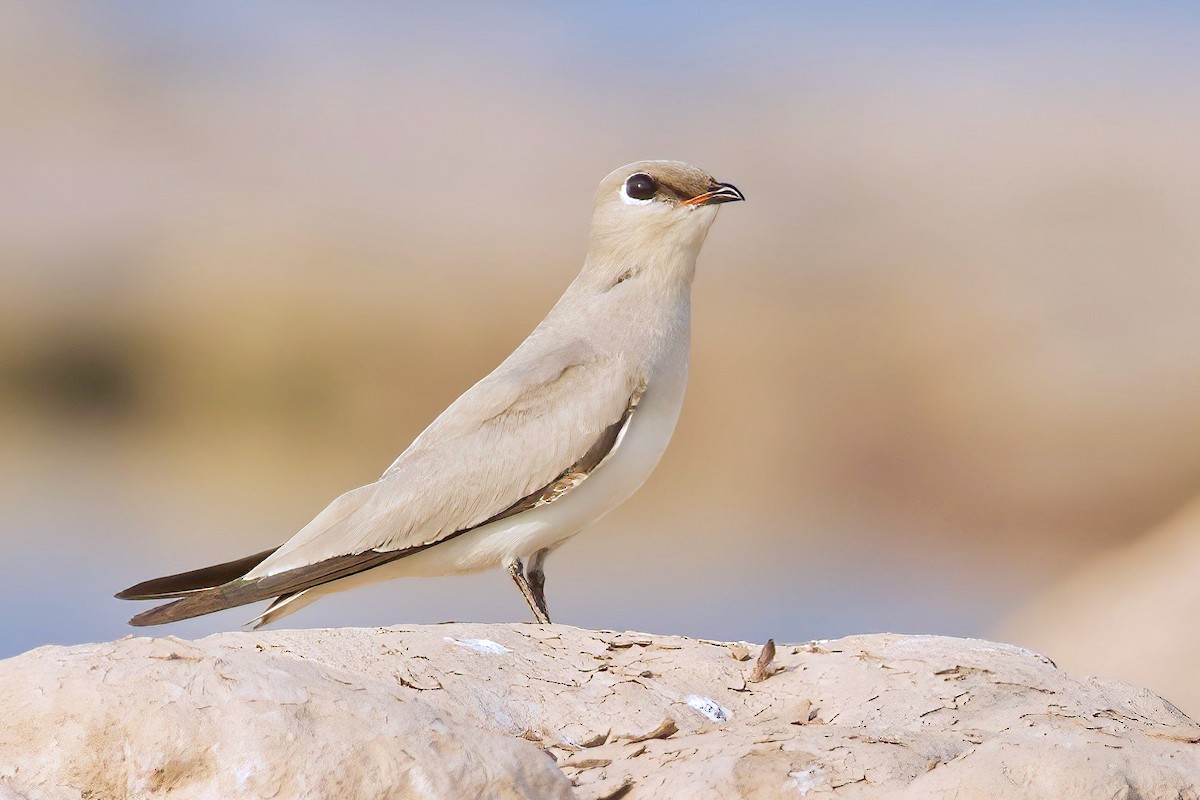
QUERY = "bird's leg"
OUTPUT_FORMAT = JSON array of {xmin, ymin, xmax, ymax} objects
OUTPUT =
[
  {"xmin": 527, "ymin": 548, "xmax": 552, "ymax": 624},
  {"xmin": 507, "ymin": 557, "xmax": 550, "ymax": 625}
]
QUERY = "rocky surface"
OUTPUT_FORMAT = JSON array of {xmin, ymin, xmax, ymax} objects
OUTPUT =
[{"xmin": 2, "ymin": 625, "xmax": 1199, "ymax": 799}]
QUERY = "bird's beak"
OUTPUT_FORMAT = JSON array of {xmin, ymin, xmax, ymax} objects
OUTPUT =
[{"xmin": 681, "ymin": 182, "xmax": 745, "ymax": 206}]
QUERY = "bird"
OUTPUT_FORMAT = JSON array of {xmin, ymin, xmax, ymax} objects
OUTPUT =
[{"xmin": 116, "ymin": 160, "xmax": 744, "ymax": 628}]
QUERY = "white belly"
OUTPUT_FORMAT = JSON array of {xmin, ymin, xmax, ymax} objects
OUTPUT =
[{"xmin": 303, "ymin": 354, "xmax": 688, "ymax": 599}]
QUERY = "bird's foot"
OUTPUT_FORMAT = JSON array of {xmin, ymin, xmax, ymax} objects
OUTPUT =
[{"xmin": 507, "ymin": 557, "xmax": 551, "ymax": 624}]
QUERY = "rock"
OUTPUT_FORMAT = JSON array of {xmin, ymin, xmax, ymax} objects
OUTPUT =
[
  {"xmin": 999, "ymin": 495, "xmax": 1200, "ymax": 720},
  {"xmin": 1, "ymin": 625, "xmax": 1198, "ymax": 798}
]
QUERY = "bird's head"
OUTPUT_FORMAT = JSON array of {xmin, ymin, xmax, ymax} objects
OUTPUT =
[{"xmin": 587, "ymin": 160, "xmax": 744, "ymax": 274}]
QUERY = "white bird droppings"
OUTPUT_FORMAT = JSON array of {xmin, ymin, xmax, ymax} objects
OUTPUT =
[
  {"xmin": 443, "ymin": 637, "xmax": 510, "ymax": 654},
  {"xmin": 785, "ymin": 767, "xmax": 826, "ymax": 795},
  {"xmin": 234, "ymin": 761, "xmax": 257, "ymax": 790},
  {"xmin": 685, "ymin": 695, "xmax": 731, "ymax": 722}
]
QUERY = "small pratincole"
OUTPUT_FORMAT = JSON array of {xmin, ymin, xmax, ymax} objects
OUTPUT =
[{"xmin": 117, "ymin": 161, "xmax": 744, "ymax": 627}]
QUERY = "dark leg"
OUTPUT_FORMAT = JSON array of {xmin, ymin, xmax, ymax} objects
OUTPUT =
[
  {"xmin": 527, "ymin": 548, "xmax": 552, "ymax": 624},
  {"xmin": 507, "ymin": 557, "xmax": 550, "ymax": 624}
]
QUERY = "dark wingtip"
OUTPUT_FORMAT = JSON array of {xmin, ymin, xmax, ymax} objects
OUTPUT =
[
  {"xmin": 115, "ymin": 578, "xmax": 185, "ymax": 601},
  {"xmin": 114, "ymin": 547, "xmax": 280, "ymax": 601},
  {"xmin": 115, "ymin": 583, "xmax": 154, "ymax": 601}
]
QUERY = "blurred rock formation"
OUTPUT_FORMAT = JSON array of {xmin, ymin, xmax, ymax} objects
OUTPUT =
[{"xmin": 1000, "ymin": 495, "xmax": 1200, "ymax": 719}]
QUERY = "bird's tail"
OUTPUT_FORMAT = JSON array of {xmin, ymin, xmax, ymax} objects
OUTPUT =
[
  {"xmin": 116, "ymin": 548, "xmax": 405, "ymax": 627},
  {"xmin": 115, "ymin": 547, "xmax": 281, "ymax": 626}
]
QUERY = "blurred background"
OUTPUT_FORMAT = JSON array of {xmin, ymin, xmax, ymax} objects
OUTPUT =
[{"xmin": 3, "ymin": 2, "xmax": 1200, "ymax": 713}]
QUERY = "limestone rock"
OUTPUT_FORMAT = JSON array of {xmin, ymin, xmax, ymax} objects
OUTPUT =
[{"xmin": 1, "ymin": 625, "xmax": 1197, "ymax": 798}]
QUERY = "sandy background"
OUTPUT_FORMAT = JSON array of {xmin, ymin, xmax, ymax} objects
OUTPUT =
[{"xmin": 3, "ymin": 3, "xmax": 1199, "ymax": 712}]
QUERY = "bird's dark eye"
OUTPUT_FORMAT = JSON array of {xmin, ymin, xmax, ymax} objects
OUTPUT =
[{"xmin": 624, "ymin": 172, "xmax": 658, "ymax": 201}]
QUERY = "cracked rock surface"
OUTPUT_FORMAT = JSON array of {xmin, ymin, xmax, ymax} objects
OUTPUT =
[{"xmin": 2, "ymin": 625, "xmax": 1198, "ymax": 798}]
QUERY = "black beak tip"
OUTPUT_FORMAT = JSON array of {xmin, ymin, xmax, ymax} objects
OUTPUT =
[{"xmin": 711, "ymin": 182, "xmax": 745, "ymax": 204}]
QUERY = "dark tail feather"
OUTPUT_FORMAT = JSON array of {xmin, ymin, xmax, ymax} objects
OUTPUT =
[
  {"xmin": 115, "ymin": 547, "xmax": 279, "ymax": 600},
  {"xmin": 124, "ymin": 549, "xmax": 406, "ymax": 626},
  {"xmin": 127, "ymin": 584, "xmax": 256, "ymax": 627}
]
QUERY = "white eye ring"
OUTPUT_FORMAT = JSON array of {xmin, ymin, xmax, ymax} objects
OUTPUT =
[{"xmin": 619, "ymin": 183, "xmax": 654, "ymax": 206}]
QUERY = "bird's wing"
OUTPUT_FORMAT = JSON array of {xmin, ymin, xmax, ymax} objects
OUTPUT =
[{"xmin": 248, "ymin": 337, "xmax": 645, "ymax": 578}]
